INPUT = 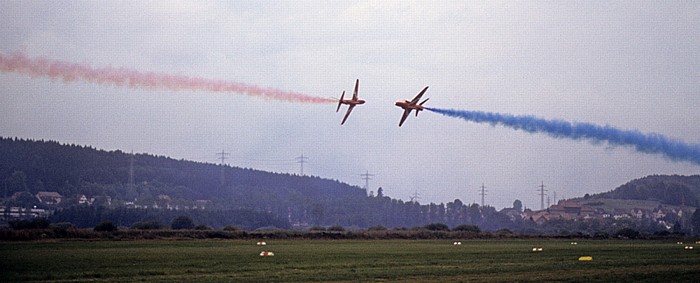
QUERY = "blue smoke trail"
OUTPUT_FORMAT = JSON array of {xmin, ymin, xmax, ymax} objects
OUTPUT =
[{"xmin": 426, "ymin": 107, "xmax": 700, "ymax": 165}]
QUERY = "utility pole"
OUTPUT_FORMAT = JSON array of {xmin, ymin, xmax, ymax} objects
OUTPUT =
[
  {"xmin": 128, "ymin": 150, "xmax": 135, "ymax": 190},
  {"xmin": 217, "ymin": 150, "xmax": 230, "ymax": 186},
  {"xmin": 538, "ymin": 181, "xmax": 548, "ymax": 210},
  {"xmin": 478, "ymin": 183, "xmax": 487, "ymax": 207},
  {"xmin": 295, "ymin": 154, "xmax": 308, "ymax": 175},
  {"xmin": 360, "ymin": 170, "xmax": 374, "ymax": 192},
  {"xmin": 552, "ymin": 191, "xmax": 557, "ymax": 205}
]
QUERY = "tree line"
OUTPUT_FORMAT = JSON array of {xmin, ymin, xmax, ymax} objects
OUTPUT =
[{"xmin": 2, "ymin": 137, "xmax": 699, "ymax": 235}]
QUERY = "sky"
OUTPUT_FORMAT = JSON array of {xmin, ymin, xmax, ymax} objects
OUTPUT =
[{"xmin": 1, "ymin": 1, "xmax": 699, "ymax": 209}]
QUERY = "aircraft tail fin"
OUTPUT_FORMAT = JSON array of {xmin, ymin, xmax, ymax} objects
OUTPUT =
[
  {"xmin": 416, "ymin": 98, "xmax": 429, "ymax": 116},
  {"xmin": 336, "ymin": 91, "xmax": 345, "ymax": 112},
  {"xmin": 353, "ymin": 79, "xmax": 359, "ymax": 99}
]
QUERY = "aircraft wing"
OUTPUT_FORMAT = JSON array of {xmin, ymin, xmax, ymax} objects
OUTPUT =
[
  {"xmin": 341, "ymin": 105, "xmax": 356, "ymax": 125},
  {"xmin": 352, "ymin": 79, "xmax": 359, "ymax": 100},
  {"xmin": 336, "ymin": 90, "xmax": 345, "ymax": 112},
  {"xmin": 398, "ymin": 108, "xmax": 412, "ymax": 127},
  {"xmin": 409, "ymin": 86, "xmax": 429, "ymax": 105}
]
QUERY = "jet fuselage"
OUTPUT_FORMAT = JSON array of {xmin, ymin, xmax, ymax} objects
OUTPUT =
[
  {"xmin": 394, "ymin": 100, "xmax": 425, "ymax": 111},
  {"xmin": 341, "ymin": 99, "xmax": 365, "ymax": 106}
]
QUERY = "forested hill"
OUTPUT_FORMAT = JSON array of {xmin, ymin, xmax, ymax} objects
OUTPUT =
[
  {"xmin": 0, "ymin": 137, "xmax": 363, "ymax": 199},
  {"xmin": 0, "ymin": 137, "xmax": 398, "ymax": 229},
  {"xmin": 0, "ymin": 137, "xmax": 365, "ymax": 210},
  {"xmin": 591, "ymin": 175, "xmax": 700, "ymax": 207},
  {"xmin": 3, "ymin": 137, "xmax": 513, "ymax": 230}
]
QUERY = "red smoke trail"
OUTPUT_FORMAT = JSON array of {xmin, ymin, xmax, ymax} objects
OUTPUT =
[{"xmin": 0, "ymin": 51, "xmax": 334, "ymax": 104}]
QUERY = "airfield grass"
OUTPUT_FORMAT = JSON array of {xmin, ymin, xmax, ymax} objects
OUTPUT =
[{"xmin": 1, "ymin": 239, "xmax": 699, "ymax": 282}]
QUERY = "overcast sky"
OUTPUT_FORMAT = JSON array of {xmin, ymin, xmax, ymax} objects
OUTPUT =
[{"xmin": 2, "ymin": 1, "xmax": 699, "ymax": 209}]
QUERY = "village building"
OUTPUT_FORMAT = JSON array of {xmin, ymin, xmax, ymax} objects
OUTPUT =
[
  {"xmin": 35, "ymin": 191, "xmax": 63, "ymax": 205},
  {"xmin": 157, "ymin": 194, "xmax": 172, "ymax": 201},
  {"xmin": 77, "ymin": 194, "xmax": 95, "ymax": 205},
  {"xmin": 194, "ymin": 200, "xmax": 211, "ymax": 210}
]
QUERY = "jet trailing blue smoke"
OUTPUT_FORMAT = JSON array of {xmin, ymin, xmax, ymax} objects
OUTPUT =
[{"xmin": 426, "ymin": 107, "xmax": 700, "ymax": 165}]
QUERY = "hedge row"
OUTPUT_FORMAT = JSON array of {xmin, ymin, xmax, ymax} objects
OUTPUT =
[{"xmin": 1, "ymin": 227, "xmax": 691, "ymax": 241}]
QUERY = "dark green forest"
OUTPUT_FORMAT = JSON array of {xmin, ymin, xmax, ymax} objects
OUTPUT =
[{"xmin": 2, "ymin": 137, "xmax": 699, "ymax": 235}]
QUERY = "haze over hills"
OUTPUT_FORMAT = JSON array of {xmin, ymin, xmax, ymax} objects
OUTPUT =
[{"xmin": 1, "ymin": 137, "xmax": 698, "ymax": 233}]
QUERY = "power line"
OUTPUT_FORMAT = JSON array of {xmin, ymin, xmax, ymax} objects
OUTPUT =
[
  {"xmin": 537, "ymin": 181, "xmax": 548, "ymax": 210},
  {"xmin": 478, "ymin": 183, "xmax": 487, "ymax": 207},
  {"xmin": 360, "ymin": 170, "xmax": 374, "ymax": 192},
  {"xmin": 295, "ymin": 154, "xmax": 309, "ymax": 175},
  {"xmin": 216, "ymin": 150, "xmax": 230, "ymax": 165},
  {"xmin": 217, "ymin": 150, "xmax": 230, "ymax": 186},
  {"xmin": 128, "ymin": 150, "xmax": 135, "ymax": 190}
]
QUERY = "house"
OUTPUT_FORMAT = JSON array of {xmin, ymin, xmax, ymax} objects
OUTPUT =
[
  {"xmin": 77, "ymin": 195, "xmax": 95, "ymax": 205},
  {"xmin": 531, "ymin": 212, "xmax": 562, "ymax": 225},
  {"xmin": 580, "ymin": 205, "xmax": 595, "ymax": 217},
  {"xmin": 613, "ymin": 214, "xmax": 627, "ymax": 220},
  {"xmin": 194, "ymin": 200, "xmax": 211, "ymax": 210},
  {"xmin": 630, "ymin": 208, "xmax": 644, "ymax": 219},
  {"xmin": 652, "ymin": 207, "xmax": 666, "ymax": 220},
  {"xmin": 559, "ymin": 201, "xmax": 583, "ymax": 214},
  {"xmin": 35, "ymin": 191, "xmax": 63, "ymax": 204}
]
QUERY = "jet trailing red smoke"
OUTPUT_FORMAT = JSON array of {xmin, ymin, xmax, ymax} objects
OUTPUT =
[{"xmin": 0, "ymin": 51, "xmax": 334, "ymax": 104}]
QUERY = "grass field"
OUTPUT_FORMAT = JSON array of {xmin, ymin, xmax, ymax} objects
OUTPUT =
[{"xmin": 1, "ymin": 239, "xmax": 699, "ymax": 282}]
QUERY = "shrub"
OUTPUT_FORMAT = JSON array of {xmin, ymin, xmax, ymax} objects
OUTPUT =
[
  {"xmin": 495, "ymin": 228, "xmax": 512, "ymax": 235},
  {"xmin": 424, "ymin": 223, "xmax": 450, "ymax": 231},
  {"xmin": 593, "ymin": 231, "xmax": 610, "ymax": 239},
  {"xmin": 171, "ymin": 216, "xmax": 195, "ymax": 230},
  {"xmin": 615, "ymin": 228, "xmax": 640, "ymax": 239},
  {"xmin": 453, "ymin": 224, "xmax": 481, "ymax": 233},
  {"xmin": 223, "ymin": 225, "xmax": 240, "ymax": 231},
  {"xmin": 327, "ymin": 225, "xmax": 345, "ymax": 232},
  {"xmin": 94, "ymin": 220, "xmax": 118, "ymax": 232},
  {"xmin": 9, "ymin": 218, "xmax": 50, "ymax": 230},
  {"xmin": 368, "ymin": 225, "xmax": 387, "ymax": 231},
  {"xmin": 194, "ymin": 224, "xmax": 211, "ymax": 230},
  {"xmin": 310, "ymin": 226, "xmax": 326, "ymax": 231},
  {"xmin": 131, "ymin": 221, "xmax": 164, "ymax": 230},
  {"xmin": 51, "ymin": 222, "xmax": 75, "ymax": 230}
]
